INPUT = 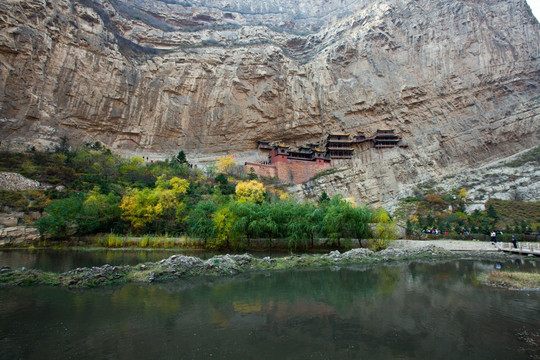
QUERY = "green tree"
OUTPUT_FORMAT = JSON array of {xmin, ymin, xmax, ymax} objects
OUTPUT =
[
  {"xmin": 230, "ymin": 201, "xmax": 261, "ymax": 247},
  {"xmin": 406, "ymin": 219, "xmax": 414, "ymax": 237},
  {"xmin": 487, "ymin": 204, "xmax": 499, "ymax": 225},
  {"xmin": 318, "ymin": 191, "xmax": 330, "ymax": 204},
  {"xmin": 214, "ymin": 173, "xmax": 235, "ymax": 195},
  {"xmin": 186, "ymin": 201, "xmax": 217, "ymax": 245},
  {"xmin": 322, "ymin": 195, "xmax": 372, "ymax": 247},
  {"xmin": 120, "ymin": 177, "xmax": 189, "ymax": 232},
  {"xmin": 36, "ymin": 193, "xmax": 85, "ymax": 239},
  {"xmin": 248, "ymin": 167, "xmax": 258, "ymax": 180},
  {"xmin": 83, "ymin": 186, "xmax": 122, "ymax": 233},
  {"xmin": 55, "ymin": 135, "xmax": 70, "ymax": 155},
  {"xmin": 176, "ymin": 150, "xmax": 188, "ymax": 164},
  {"xmin": 36, "ymin": 189, "xmax": 121, "ymax": 239},
  {"xmin": 426, "ymin": 214, "xmax": 435, "ymax": 227},
  {"xmin": 287, "ymin": 202, "xmax": 322, "ymax": 249}
]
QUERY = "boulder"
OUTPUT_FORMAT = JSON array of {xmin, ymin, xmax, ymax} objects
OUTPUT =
[{"xmin": 0, "ymin": 216, "xmax": 18, "ymax": 227}]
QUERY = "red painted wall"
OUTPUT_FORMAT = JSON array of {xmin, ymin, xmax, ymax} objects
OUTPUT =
[
  {"xmin": 245, "ymin": 160, "xmax": 331, "ymax": 184},
  {"xmin": 245, "ymin": 162, "xmax": 277, "ymax": 179}
]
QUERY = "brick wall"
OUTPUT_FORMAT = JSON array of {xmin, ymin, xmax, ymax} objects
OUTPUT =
[
  {"xmin": 245, "ymin": 160, "xmax": 331, "ymax": 184},
  {"xmin": 245, "ymin": 163, "xmax": 278, "ymax": 179}
]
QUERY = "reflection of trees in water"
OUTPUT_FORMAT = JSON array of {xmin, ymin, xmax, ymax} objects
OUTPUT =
[
  {"xmin": 150, "ymin": 265, "xmax": 404, "ymax": 321},
  {"xmin": 160, "ymin": 262, "xmax": 539, "ymax": 358},
  {"xmin": 2, "ymin": 261, "xmax": 539, "ymax": 359},
  {"xmin": 376, "ymin": 266, "xmax": 401, "ymax": 296}
]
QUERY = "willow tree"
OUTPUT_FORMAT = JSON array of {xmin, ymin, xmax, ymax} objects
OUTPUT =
[
  {"xmin": 186, "ymin": 200, "xmax": 217, "ymax": 245},
  {"xmin": 323, "ymin": 195, "xmax": 372, "ymax": 247},
  {"xmin": 287, "ymin": 202, "xmax": 323, "ymax": 249}
]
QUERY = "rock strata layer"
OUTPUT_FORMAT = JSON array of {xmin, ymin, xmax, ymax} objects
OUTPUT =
[{"xmin": 0, "ymin": 0, "xmax": 538, "ymax": 203}]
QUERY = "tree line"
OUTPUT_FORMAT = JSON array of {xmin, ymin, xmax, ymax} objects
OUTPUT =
[{"xmin": 0, "ymin": 146, "xmax": 396, "ymax": 249}]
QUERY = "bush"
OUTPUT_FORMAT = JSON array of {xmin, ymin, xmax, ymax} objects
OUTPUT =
[
  {"xmin": 367, "ymin": 238, "xmax": 390, "ymax": 251},
  {"xmin": 0, "ymin": 191, "xmax": 29, "ymax": 209}
]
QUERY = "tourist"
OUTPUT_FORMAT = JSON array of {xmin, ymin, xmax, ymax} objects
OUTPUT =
[
  {"xmin": 490, "ymin": 231, "xmax": 496, "ymax": 244},
  {"xmin": 511, "ymin": 235, "xmax": 517, "ymax": 249}
]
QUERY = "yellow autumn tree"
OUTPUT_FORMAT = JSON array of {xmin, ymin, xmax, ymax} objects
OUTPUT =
[
  {"xmin": 372, "ymin": 208, "xmax": 391, "ymax": 223},
  {"xmin": 169, "ymin": 177, "xmax": 190, "ymax": 195},
  {"xmin": 155, "ymin": 175, "xmax": 190, "ymax": 193},
  {"xmin": 369, "ymin": 207, "xmax": 397, "ymax": 250},
  {"xmin": 279, "ymin": 191, "xmax": 290, "ymax": 201},
  {"xmin": 213, "ymin": 206, "xmax": 237, "ymax": 248},
  {"xmin": 217, "ymin": 155, "xmax": 237, "ymax": 174},
  {"xmin": 120, "ymin": 177, "xmax": 190, "ymax": 231},
  {"xmin": 120, "ymin": 188, "xmax": 166, "ymax": 230},
  {"xmin": 235, "ymin": 180, "xmax": 266, "ymax": 203}
]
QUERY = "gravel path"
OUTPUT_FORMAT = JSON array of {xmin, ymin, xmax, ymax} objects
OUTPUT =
[{"xmin": 392, "ymin": 239, "xmax": 500, "ymax": 252}]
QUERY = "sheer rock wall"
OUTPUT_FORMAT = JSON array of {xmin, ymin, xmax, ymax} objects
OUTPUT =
[{"xmin": 0, "ymin": 0, "xmax": 538, "ymax": 204}]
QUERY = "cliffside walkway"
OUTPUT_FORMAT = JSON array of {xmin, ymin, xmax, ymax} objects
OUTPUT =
[{"xmin": 497, "ymin": 242, "xmax": 540, "ymax": 257}]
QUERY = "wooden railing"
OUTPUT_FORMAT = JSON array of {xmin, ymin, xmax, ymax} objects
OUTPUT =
[{"xmin": 497, "ymin": 242, "xmax": 540, "ymax": 256}]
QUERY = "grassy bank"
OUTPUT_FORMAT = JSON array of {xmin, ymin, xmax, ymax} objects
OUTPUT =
[
  {"xmin": 91, "ymin": 234, "xmax": 193, "ymax": 248},
  {"xmin": 479, "ymin": 271, "xmax": 540, "ymax": 290}
]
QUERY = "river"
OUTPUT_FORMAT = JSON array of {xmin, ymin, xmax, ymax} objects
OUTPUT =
[{"xmin": 0, "ymin": 257, "xmax": 539, "ymax": 359}]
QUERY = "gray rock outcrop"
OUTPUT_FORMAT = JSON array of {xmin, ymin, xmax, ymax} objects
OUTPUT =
[
  {"xmin": 0, "ymin": 172, "xmax": 43, "ymax": 191},
  {"xmin": 0, "ymin": 226, "xmax": 40, "ymax": 246}
]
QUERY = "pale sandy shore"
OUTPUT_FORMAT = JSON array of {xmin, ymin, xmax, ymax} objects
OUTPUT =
[{"xmin": 392, "ymin": 240, "xmax": 500, "ymax": 252}]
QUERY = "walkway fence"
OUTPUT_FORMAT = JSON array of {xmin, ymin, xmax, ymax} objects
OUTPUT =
[
  {"xmin": 406, "ymin": 232, "xmax": 540, "ymax": 243},
  {"xmin": 497, "ymin": 242, "xmax": 540, "ymax": 256}
]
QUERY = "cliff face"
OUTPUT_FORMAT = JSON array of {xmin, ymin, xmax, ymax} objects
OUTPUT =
[{"xmin": 0, "ymin": 0, "xmax": 539, "ymax": 204}]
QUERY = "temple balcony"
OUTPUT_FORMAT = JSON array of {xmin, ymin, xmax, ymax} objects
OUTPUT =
[
  {"xmin": 326, "ymin": 139, "xmax": 353, "ymax": 143},
  {"xmin": 327, "ymin": 146, "xmax": 354, "ymax": 150}
]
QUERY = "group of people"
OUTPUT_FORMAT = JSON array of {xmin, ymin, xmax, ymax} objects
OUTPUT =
[
  {"xmin": 490, "ymin": 231, "xmax": 518, "ymax": 248},
  {"xmin": 422, "ymin": 228, "xmax": 443, "ymax": 235},
  {"xmin": 421, "ymin": 229, "xmax": 473, "ymax": 236}
]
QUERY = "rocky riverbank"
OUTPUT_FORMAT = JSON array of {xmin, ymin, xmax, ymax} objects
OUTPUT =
[{"xmin": 0, "ymin": 245, "xmax": 516, "ymax": 288}]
